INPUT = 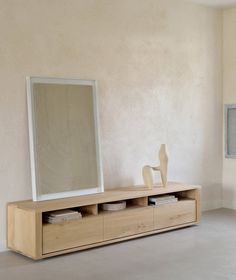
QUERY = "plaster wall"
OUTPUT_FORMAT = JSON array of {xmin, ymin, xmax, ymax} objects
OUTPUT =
[
  {"xmin": 0, "ymin": 0, "xmax": 222, "ymax": 250},
  {"xmin": 223, "ymin": 8, "xmax": 236, "ymax": 208}
]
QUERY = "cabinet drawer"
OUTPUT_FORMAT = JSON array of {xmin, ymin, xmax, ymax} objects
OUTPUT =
[
  {"xmin": 154, "ymin": 200, "xmax": 196, "ymax": 229},
  {"xmin": 104, "ymin": 207, "xmax": 153, "ymax": 240},
  {"xmin": 43, "ymin": 216, "xmax": 103, "ymax": 254}
]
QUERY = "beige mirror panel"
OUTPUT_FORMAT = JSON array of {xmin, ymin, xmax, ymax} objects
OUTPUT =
[{"xmin": 27, "ymin": 77, "xmax": 103, "ymax": 201}]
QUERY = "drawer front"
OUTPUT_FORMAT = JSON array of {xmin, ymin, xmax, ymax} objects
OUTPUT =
[
  {"xmin": 104, "ymin": 207, "xmax": 153, "ymax": 240},
  {"xmin": 43, "ymin": 216, "xmax": 103, "ymax": 254},
  {"xmin": 154, "ymin": 200, "xmax": 196, "ymax": 229}
]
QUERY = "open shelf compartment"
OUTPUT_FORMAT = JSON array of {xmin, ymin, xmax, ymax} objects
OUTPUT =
[{"xmin": 98, "ymin": 196, "xmax": 149, "ymax": 215}]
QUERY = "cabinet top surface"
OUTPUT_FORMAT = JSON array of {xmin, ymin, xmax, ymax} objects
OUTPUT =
[{"xmin": 9, "ymin": 182, "xmax": 201, "ymax": 212}]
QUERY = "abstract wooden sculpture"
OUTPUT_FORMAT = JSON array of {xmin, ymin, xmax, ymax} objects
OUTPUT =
[{"xmin": 142, "ymin": 144, "xmax": 168, "ymax": 189}]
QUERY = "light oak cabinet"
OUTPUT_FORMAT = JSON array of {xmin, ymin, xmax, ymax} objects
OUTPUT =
[{"xmin": 7, "ymin": 183, "xmax": 201, "ymax": 260}]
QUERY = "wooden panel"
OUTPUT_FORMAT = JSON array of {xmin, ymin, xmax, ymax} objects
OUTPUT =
[
  {"xmin": 7, "ymin": 204, "xmax": 42, "ymax": 259},
  {"xmin": 154, "ymin": 200, "xmax": 196, "ymax": 229},
  {"xmin": 43, "ymin": 222, "xmax": 196, "ymax": 258},
  {"xmin": 131, "ymin": 197, "xmax": 148, "ymax": 206},
  {"xmin": 185, "ymin": 189, "xmax": 201, "ymax": 223},
  {"xmin": 104, "ymin": 207, "xmax": 153, "ymax": 240},
  {"xmin": 43, "ymin": 216, "xmax": 103, "ymax": 254},
  {"xmin": 35, "ymin": 212, "xmax": 43, "ymax": 258},
  {"xmin": 81, "ymin": 204, "xmax": 98, "ymax": 215},
  {"xmin": 9, "ymin": 182, "xmax": 201, "ymax": 212}
]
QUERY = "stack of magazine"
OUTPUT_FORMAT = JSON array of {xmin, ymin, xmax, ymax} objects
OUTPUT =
[
  {"xmin": 44, "ymin": 209, "xmax": 82, "ymax": 224},
  {"xmin": 101, "ymin": 201, "xmax": 126, "ymax": 211},
  {"xmin": 148, "ymin": 195, "xmax": 178, "ymax": 206}
]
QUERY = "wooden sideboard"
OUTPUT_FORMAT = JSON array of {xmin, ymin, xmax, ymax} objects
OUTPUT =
[{"xmin": 7, "ymin": 182, "xmax": 201, "ymax": 260}]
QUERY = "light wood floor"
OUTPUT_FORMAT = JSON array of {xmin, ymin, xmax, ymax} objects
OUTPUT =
[{"xmin": 1, "ymin": 209, "xmax": 236, "ymax": 280}]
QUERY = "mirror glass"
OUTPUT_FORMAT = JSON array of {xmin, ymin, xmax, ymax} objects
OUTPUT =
[{"xmin": 27, "ymin": 77, "xmax": 103, "ymax": 201}]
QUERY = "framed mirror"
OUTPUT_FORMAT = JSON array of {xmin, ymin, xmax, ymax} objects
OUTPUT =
[{"xmin": 27, "ymin": 77, "xmax": 104, "ymax": 201}]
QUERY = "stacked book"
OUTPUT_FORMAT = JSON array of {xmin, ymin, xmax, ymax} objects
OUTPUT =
[
  {"xmin": 148, "ymin": 195, "xmax": 178, "ymax": 206},
  {"xmin": 44, "ymin": 209, "xmax": 82, "ymax": 224}
]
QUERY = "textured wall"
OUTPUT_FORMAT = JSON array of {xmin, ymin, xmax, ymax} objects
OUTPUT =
[
  {"xmin": 0, "ymin": 0, "xmax": 222, "ymax": 250},
  {"xmin": 223, "ymin": 8, "xmax": 236, "ymax": 208}
]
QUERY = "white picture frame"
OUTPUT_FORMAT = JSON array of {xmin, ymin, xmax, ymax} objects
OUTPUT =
[{"xmin": 27, "ymin": 77, "xmax": 104, "ymax": 201}]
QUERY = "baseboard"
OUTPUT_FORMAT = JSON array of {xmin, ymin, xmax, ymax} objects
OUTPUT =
[
  {"xmin": 202, "ymin": 199, "xmax": 222, "ymax": 211},
  {"xmin": 0, "ymin": 240, "xmax": 7, "ymax": 252}
]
